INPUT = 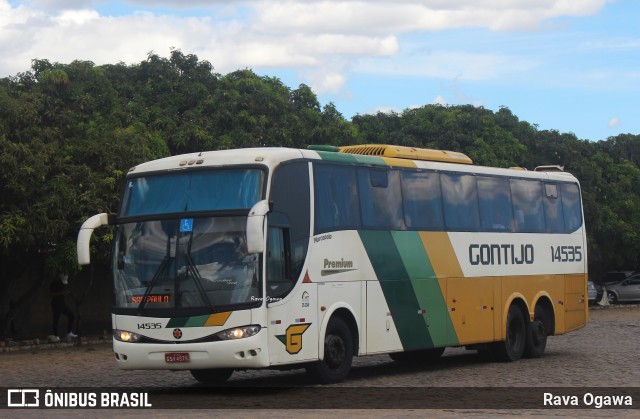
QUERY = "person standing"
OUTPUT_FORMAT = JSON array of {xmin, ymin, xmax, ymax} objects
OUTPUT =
[{"xmin": 50, "ymin": 274, "xmax": 77, "ymax": 341}]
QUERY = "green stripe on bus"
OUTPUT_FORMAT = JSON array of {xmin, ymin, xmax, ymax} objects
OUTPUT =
[
  {"xmin": 391, "ymin": 231, "xmax": 435, "ymax": 279},
  {"xmin": 316, "ymin": 151, "xmax": 386, "ymax": 166},
  {"xmin": 351, "ymin": 154, "xmax": 386, "ymax": 166},
  {"xmin": 359, "ymin": 230, "xmax": 433, "ymax": 350},
  {"xmin": 185, "ymin": 315, "xmax": 210, "ymax": 327},
  {"xmin": 391, "ymin": 231, "xmax": 459, "ymax": 347},
  {"xmin": 166, "ymin": 317, "xmax": 189, "ymax": 328},
  {"xmin": 166, "ymin": 315, "xmax": 223, "ymax": 328}
]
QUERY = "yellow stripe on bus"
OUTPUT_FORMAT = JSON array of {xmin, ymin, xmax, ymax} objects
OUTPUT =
[
  {"xmin": 204, "ymin": 311, "xmax": 232, "ymax": 326},
  {"xmin": 381, "ymin": 157, "xmax": 417, "ymax": 168},
  {"xmin": 418, "ymin": 232, "xmax": 464, "ymax": 279}
]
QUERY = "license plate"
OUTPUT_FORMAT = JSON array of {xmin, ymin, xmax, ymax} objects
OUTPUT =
[{"xmin": 165, "ymin": 352, "xmax": 190, "ymax": 363}]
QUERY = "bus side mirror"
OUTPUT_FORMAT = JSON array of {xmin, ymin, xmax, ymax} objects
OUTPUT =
[
  {"xmin": 246, "ymin": 200, "xmax": 270, "ymax": 254},
  {"xmin": 77, "ymin": 213, "xmax": 111, "ymax": 265}
]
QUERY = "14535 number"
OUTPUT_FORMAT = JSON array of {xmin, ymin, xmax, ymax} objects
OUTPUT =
[{"xmin": 550, "ymin": 245, "xmax": 582, "ymax": 262}]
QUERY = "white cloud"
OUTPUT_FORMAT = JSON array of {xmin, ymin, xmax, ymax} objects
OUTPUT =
[
  {"xmin": 253, "ymin": 0, "xmax": 609, "ymax": 34},
  {"xmin": 367, "ymin": 106, "xmax": 399, "ymax": 115},
  {"xmin": 0, "ymin": 12, "xmax": 199, "ymax": 74},
  {"xmin": 55, "ymin": 9, "xmax": 99, "ymax": 25},
  {"xmin": 608, "ymin": 116, "xmax": 621, "ymax": 129},
  {"xmin": 306, "ymin": 71, "xmax": 347, "ymax": 94},
  {"xmin": 24, "ymin": 0, "xmax": 92, "ymax": 12},
  {"xmin": 124, "ymin": 0, "xmax": 243, "ymax": 7},
  {"xmin": 432, "ymin": 95, "xmax": 447, "ymax": 105},
  {"xmin": 0, "ymin": 1, "xmax": 401, "ymax": 76},
  {"xmin": 0, "ymin": 0, "xmax": 612, "ymax": 98}
]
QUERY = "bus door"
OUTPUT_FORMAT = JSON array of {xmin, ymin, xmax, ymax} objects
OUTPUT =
[{"xmin": 265, "ymin": 226, "xmax": 319, "ymax": 365}]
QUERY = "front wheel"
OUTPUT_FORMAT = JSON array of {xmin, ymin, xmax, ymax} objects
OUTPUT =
[
  {"xmin": 492, "ymin": 304, "xmax": 526, "ymax": 362},
  {"xmin": 607, "ymin": 291, "xmax": 618, "ymax": 305},
  {"xmin": 306, "ymin": 317, "xmax": 353, "ymax": 384},
  {"xmin": 190, "ymin": 368, "xmax": 233, "ymax": 385}
]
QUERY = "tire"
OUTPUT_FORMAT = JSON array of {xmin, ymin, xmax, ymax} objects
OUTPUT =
[
  {"xmin": 306, "ymin": 317, "xmax": 353, "ymax": 384},
  {"xmin": 190, "ymin": 368, "xmax": 234, "ymax": 384},
  {"xmin": 523, "ymin": 306, "xmax": 548, "ymax": 358},
  {"xmin": 607, "ymin": 291, "xmax": 618, "ymax": 305},
  {"xmin": 389, "ymin": 347, "xmax": 445, "ymax": 363},
  {"xmin": 493, "ymin": 304, "xmax": 526, "ymax": 362}
]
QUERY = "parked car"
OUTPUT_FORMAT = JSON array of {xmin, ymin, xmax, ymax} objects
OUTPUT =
[
  {"xmin": 605, "ymin": 274, "xmax": 640, "ymax": 304},
  {"xmin": 588, "ymin": 280, "xmax": 603, "ymax": 304},
  {"xmin": 602, "ymin": 271, "xmax": 636, "ymax": 286}
]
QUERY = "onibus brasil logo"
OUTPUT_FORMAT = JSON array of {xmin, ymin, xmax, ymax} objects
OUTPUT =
[{"xmin": 6, "ymin": 389, "xmax": 152, "ymax": 408}]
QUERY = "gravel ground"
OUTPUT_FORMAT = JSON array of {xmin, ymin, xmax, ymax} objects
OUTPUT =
[{"xmin": 1, "ymin": 305, "xmax": 638, "ymax": 417}]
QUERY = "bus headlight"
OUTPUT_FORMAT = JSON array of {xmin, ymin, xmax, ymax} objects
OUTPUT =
[
  {"xmin": 216, "ymin": 325, "xmax": 261, "ymax": 340},
  {"xmin": 114, "ymin": 329, "xmax": 141, "ymax": 343}
]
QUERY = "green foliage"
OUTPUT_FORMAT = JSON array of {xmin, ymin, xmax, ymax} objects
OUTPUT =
[
  {"xmin": 45, "ymin": 239, "xmax": 81, "ymax": 276},
  {"xmin": 0, "ymin": 50, "xmax": 638, "ymax": 321}
]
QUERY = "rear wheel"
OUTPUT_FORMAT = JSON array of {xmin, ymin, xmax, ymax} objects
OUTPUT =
[
  {"xmin": 190, "ymin": 368, "xmax": 234, "ymax": 384},
  {"xmin": 523, "ymin": 306, "xmax": 548, "ymax": 358},
  {"xmin": 306, "ymin": 317, "xmax": 353, "ymax": 384},
  {"xmin": 493, "ymin": 304, "xmax": 526, "ymax": 362}
]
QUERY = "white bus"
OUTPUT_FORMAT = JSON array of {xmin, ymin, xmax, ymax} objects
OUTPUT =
[{"xmin": 77, "ymin": 144, "xmax": 588, "ymax": 384}]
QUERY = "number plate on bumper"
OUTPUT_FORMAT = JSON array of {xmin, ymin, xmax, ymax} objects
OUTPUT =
[{"xmin": 165, "ymin": 352, "xmax": 190, "ymax": 363}]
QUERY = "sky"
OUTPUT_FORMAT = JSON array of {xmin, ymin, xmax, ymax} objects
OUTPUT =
[{"xmin": 1, "ymin": 0, "xmax": 639, "ymax": 142}]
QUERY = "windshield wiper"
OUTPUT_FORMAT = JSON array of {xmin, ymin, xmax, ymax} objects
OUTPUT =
[
  {"xmin": 138, "ymin": 234, "xmax": 172, "ymax": 312},
  {"xmin": 182, "ymin": 251, "xmax": 213, "ymax": 308}
]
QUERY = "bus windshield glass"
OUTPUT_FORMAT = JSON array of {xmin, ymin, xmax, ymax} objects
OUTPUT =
[
  {"xmin": 121, "ymin": 169, "xmax": 264, "ymax": 217},
  {"xmin": 114, "ymin": 168, "xmax": 264, "ymax": 311},
  {"xmin": 113, "ymin": 216, "xmax": 260, "ymax": 310}
]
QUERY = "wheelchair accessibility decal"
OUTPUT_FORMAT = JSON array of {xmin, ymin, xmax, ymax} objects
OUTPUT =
[{"xmin": 180, "ymin": 218, "xmax": 193, "ymax": 232}]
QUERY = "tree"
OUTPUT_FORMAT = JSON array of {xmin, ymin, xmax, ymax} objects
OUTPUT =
[{"xmin": 1, "ymin": 52, "xmax": 638, "ymax": 338}]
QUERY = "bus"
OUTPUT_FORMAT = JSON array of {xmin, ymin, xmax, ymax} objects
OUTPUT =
[{"xmin": 77, "ymin": 144, "xmax": 588, "ymax": 384}]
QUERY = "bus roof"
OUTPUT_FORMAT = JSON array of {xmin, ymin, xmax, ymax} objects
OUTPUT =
[
  {"xmin": 127, "ymin": 146, "xmax": 579, "ymax": 184},
  {"xmin": 127, "ymin": 147, "xmax": 312, "ymax": 175}
]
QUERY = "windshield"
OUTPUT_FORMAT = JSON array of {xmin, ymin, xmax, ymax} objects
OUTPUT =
[
  {"xmin": 113, "ymin": 216, "xmax": 261, "ymax": 311},
  {"xmin": 121, "ymin": 169, "xmax": 264, "ymax": 216}
]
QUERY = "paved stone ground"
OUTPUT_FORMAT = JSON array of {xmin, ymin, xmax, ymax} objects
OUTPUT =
[{"xmin": 1, "ymin": 305, "xmax": 639, "ymax": 417}]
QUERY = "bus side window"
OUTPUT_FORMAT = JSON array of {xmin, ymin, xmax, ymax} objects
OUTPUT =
[
  {"xmin": 358, "ymin": 168, "xmax": 404, "ymax": 229},
  {"xmin": 266, "ymin": 226, "xmax": 292, "ymax": 299},
  {"xmin": 441, "ymin": 173, "xmax": 480, "ymax": 231},
  {"xmin": 477, "ymin": 176, "xmax": 513, "ymax": 232},
  {"xmin": 511, "ymin": 179, "xmax": 545, "ymax": 233},
  {"xmin": 400, "ymin": 170, "xmax": 444, "ymax": 231},
  {"xmin": 314, "ymin": 164, "xmax": 360, "ymax": 233},
  {"xmin": 543, "ymin": 183, "xmax": 565, "ymax": 233},
  {"xmin": 560, "ymin": 183, "xmax": 582, "ymax": 232}
]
